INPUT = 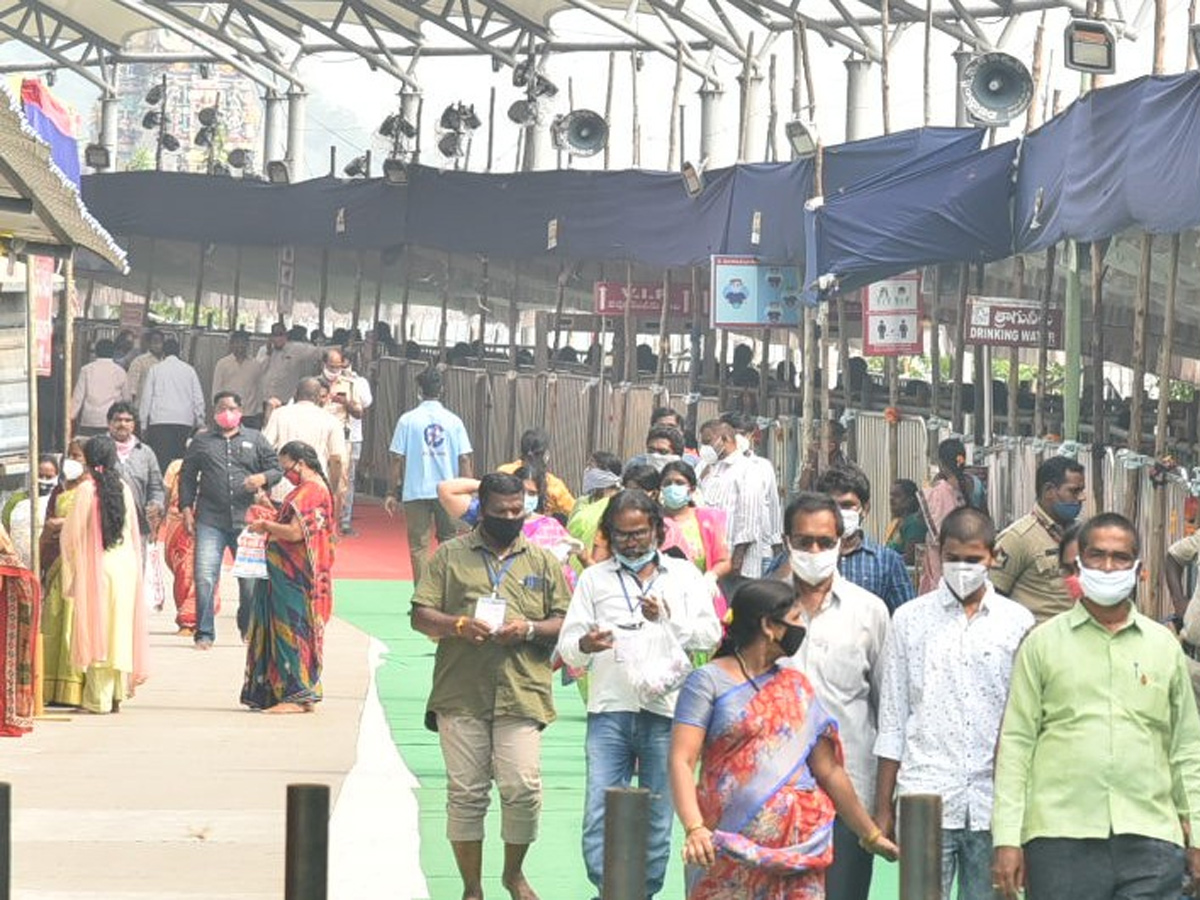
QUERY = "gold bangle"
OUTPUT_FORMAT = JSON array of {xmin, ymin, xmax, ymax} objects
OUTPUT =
[
  {"xmin": 454, "ymin": 616, "xmax": 467, "ymax": 636},
  {"xmin": 684, "ymin": 822, "xmax": 707, "ymax": 837},
  {"xmin": 858, "ymin": 828, "xmax": 883, "ymax": 851}
]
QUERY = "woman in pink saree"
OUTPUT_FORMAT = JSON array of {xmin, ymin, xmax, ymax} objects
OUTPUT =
[
  {"xmin": 670, "ymin": 580, "xmax": 896, "ymax": 899},
  {"xmin": 62, "ymin": 436, "xmax": 149, "ymax": 714}
]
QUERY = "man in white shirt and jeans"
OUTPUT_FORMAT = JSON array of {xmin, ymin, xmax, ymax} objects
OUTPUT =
[
  {"xmin": 558, "ymin": 490, "xmax": 721, "ymax": 899},
  {"xmin": 874, "ymin": 507, "xmax": 1033, "ymax": 900},
  {"xmin": 71, "ymin": 339, "xmax": 127, "ymax": 436},
  {"xmin": 138, "ymin": 338, "xmax": 205, "ymax": 466},
  {"xmin": 777, "ymin": 491, "xmax": 890, "ymax": 900}
]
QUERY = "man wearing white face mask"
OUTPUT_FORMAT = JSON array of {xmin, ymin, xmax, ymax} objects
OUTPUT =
[
  {"xmin": 992, "ymin": 512, "xmax": 1200, "ymax": 900},
  {"xmin": 697, "ymin": 419, "xmax": 765, "ymax": 578},
  {"xmin": 874, "ymin": 507, "xmax": 1033, "ymax": 900},
  {"xmin": 776, "ymin": 492, "xmax": 890, "ymax": 900}
]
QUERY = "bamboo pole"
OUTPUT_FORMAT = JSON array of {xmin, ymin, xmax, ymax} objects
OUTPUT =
[
  {"xmin": 654, "ymin": 269, "xmax": 672, "ymax": 390},
  {"xmin": 486, "ymin": 86, "xmax": 496, "ymax": 172},
  {"xmin": 951, "ymin": 263, "xmax": 968, "ymax": 434},
  {"xmin": 1127, "ymin": 235, "xmax": 1153, "ymax": 459},
  {"xmin": 26, "ymin": 254, "xmax": 43, "ymax": 720},
  {"xmin": 686, "ymin": 266, "xmax": 703, "ymax": 439},
  {"xmin": 1090, "ymin": 239, "xmax": 1108, "ymax": 507},
  {"xmin": 766, "ymin": 54, "xmax": 780, "ymax": 162},
  {"xmin": 1190, "ymin": 0, "xmax": 1198, "ymax": 68},
  {"xmin": 631, "ymin": 51, "xmax": 641, "ymax": 167},
  {"xmin": 738, "ymin": 33, "xmax": 755, "ymax": 162},
  {"xmin": 923, "ymin": 0, "xmax": 933, "ymax": 124},
  {"xmin": 1153, "ymin": 0, "xmax": 1167, "ymax": 74},
  {"xmin": 478, "ymin": 255, "xmax": 490, "ymax": 354},
  {"xmin": 667, "ymin": 46, "xmax": 684, "ymax": 170},
  {"xmin": 316, "ymin": 248, "xmax": 329, "ymax": 336},
  {"xmin": 929, "ymin": 268, "xmax": 942, "ymax": 462},
  {"xmin": 507, "ymin": 264, "xmax": 521, "ymax": 460},
  {"xmin": 604, "ymin": 52, "xmax": 616, "ymax": 170},
  {"xmin": 1007, "ymin": 257, "xmax": 1023, "ymax": 435},
  {"xmin": 799, "ymin": 23, "xmax": 815, "ymax": 118},
  {"xmin": 1034, "ymin": 246, "xmax": 1055, "ymax": 436},
  {"xmin": 718, "ymin": 328, "xmax": 730, "ymax": 411},
  {"xmin": 397, "ymin": 246, "xmax": 411, "ymax": 348},
  {"xmin": 63, "ymin": 255, "xmax": 75, "ymax": 447},
  {"xmin": 1026, "ymin": 14, "xmax": 1047, "ymax": 133},
  {"xmin": 762, "ymin": 326, "xmax": 774, "ymax": 419},
  {"xmin": 231, "ymin": 244, "xmax": 243, "ymax": 331},
  {"xmin": 371, "ymin": 252, "xmax": 384, "ymax": 328},
  {"xmin": 550, "ymin": 262, "xmax": 567, "ymax": 367},
  {"xmin": 1155, "ymin": 234, "xmax": 1181, "ymax": 454},
  {"xmin": 437, "ymin": 252, "xmax": 451, "ymax": 364},
  {"xmin": 792, "ymin": 21, "xmax": 804, "ymax": 119},
  {"xmin": 617, "ymin": 261, "xmax": 635, "ymax": 455},
  {"xmin": 881, "ymin": 0, "xmax": 892, "ymax": 135},
  {"xmin": 351, "ymin": 250, "xmax": 364, "ymax": 337},
  {"xmin": 191, "ymin": 241, "xmax": 206, "ymax": 328}
]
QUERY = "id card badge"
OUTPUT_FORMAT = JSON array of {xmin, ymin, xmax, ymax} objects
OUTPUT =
[
  {"xmin": 474, "ymin": 593, "xmax": 507, "ymax": 631},
  {"xmin": 613, "ymin": 624, "xmax": 643, "ymax": 663}
]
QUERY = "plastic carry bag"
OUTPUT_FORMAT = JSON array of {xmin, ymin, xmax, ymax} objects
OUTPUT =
[
  {"xmin": 626, "ymin": 621, "xmax": 693, "ymax": 705},
  {"xmin": 144, "ymin": 541, "xmax": 167, "ymax": 610},
  {"xmin": 231, "ymin": 527, "xmax": 268, "ymax": 579}
]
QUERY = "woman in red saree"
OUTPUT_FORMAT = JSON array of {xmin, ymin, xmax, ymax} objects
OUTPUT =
[
  {"xmin": 160, "ymin": 457, "xmax": 215, "ymax": 636},
  {"xmin": 0, "ymin": 521, "xmax": 39, "ymax": 736},
  {"xmin": 670, "ymin": 580, "xmax": 896, "ymax": 899},
  {"xmin": 241, "ymin": 440, "xmax": 334, "ymax": 714}
]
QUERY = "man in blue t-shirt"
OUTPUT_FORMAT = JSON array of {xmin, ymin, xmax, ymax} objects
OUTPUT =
[{"xmin": 385, "ymin": 368, "xmax": 474, "ymax": 582}]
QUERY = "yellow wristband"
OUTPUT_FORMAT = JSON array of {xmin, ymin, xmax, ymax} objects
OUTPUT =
[
  {"xmin": 454, "ymin": 616, "xmax": 467, "ymax": 636},
  {"xmin": 858, "ymin": 828, "xmax": 882, "ymax": 851}
]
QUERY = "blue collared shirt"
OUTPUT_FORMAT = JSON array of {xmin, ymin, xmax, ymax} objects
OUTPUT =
[{"xmin": 839, "ymin": 536, "xmax": 914, "ymax": 614}]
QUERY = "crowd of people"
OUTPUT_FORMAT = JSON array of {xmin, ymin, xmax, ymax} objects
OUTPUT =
[
  {"xmin": 11, "ymin": 321, "xmax": 1200, "ymax": 900},
  {"xmin": 400, "ymin": 386, "xmax": 1200, "ymax": 900}
]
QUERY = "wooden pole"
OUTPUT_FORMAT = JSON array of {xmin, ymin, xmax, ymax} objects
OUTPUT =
[
  {"xmin": 800, "ymin": 307, "xmax": 816, "ymax": 486},
  {"xmin": 951, "ymin": 263, "xmax": 968, "ymax": 434},
  {"xmin": 231, "ymin": 244, "xmax": 243, "ymax": 331},
  {"xmin": 1090, "ymin": 238, "xmax": 1108, "ymax": 502},
  {"xmin": 1153, "ymin": 0, "xmax": 1167, "ymax": 74},
  {"xmin": 717, "ymin": 328, "xmax": 730, "ymax": 411},
  {"xmin": 1026, "ymin": 14, "xmax": 1047, "ymax": 132},
  {"xmin": 880, "ymin": 0, "xmax": 892, "ymax": 135},
  {"xmin": 478, "ymin": 255, "xmax": 490, "ymax": 354},
  {"xmin": 1034, "ymin": 246, "xmax": 1056, "ymax": 436},
  {"xmin": 1127, "ymin": 235, "xmax": 1153, "ymax": 459},
  {"xmin": 929, "ymin": 267, "xmax": 942, "ymax": 450},
  {"xmin": 398, "ymin": 246, "xmax": 411, "ymax": 348},
  {"xmin": 838, "ymin": 294, "xmax": 852, "ymax": 453},
  {"xmin": 792, "ymin": 21, "xmax": 804, "ymax": 119},
  {"xmin": 317, "ymin": 248, "xmax": 329, "ymax": 335},
  {"xmin": 617, "ymin": 261, "xmax": 635, "ymax": 455},
  {"xmin": 63, "ymin": 255, "xmax": 75, "ymax": 447},
  {"xmin": 550, "ymin": 262, "xmax": 567, "ymax": 368},
  {"xmin": 762, "ymin": 326, "xmax": 774, "ymax": 418},
  {"xmin": 974, "ymin": 263, "xmax": 989, "ymax": 447},
  {"xmin": 437, "ymin": 252, "xmax": 451, "ymax": 364},
  {"xmin": 191, "ymin": 242, "xmax": 206, "ymax": 328},
  {"xmin": 667, "ymin": 46, "xmax": 684, "ymax": 170},
  {"xmin": 1008, "ymin": 256, "xmax": 1023, "ymax": 434},
  {"xmin": 766, "ymin": 54, "xmax": 780, "ymax": 162},
  {"xmin": 654, "ymin": 269, "xmax": 671, "ymax": 389},
  {"xmin": 737, "ymin": 33, "xmax": 755, "ymax": 162},
  {"xmin": 351, "ymin": 250, "xmax": 364, "ymax": 337},
  {"xmin": 604, "ymin": 52, "xmax": 616, "ymax": 170},
  {"xmin": 1155, "ymin": 234, "xmax": 1181, "ymax": 455},
  {"xmin": 1190, "ymin": 0, "xmax": 1198, "ymax": 68},
  {"xmin": 486, "ymin": 86, "xmax": 496, "ymax": 173},
  {"xmin": 799, "ymin": 23, "xmax": 815, "ymax": 119},
  {"xmin": 630, "ymin": 51, "xmax": 641, "ymax": 168},
  {"xmin": 923, "ymin": 0, "xmax": 933, "ymax": 124},
  {"xmin": 507, "ymin": 264, "xmax": 521, "ymax": 459},
  {"xmin": 686, "ymin": 266, "xmax": 703, "ymax": 439},
  {"xmin": 371, "ymin": 252, "xmax": 384, "ymax": 328}
]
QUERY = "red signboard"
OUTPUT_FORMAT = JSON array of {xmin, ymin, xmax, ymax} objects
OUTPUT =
[
  {"xmin": 966, "ymin": 296, "xmax": 1063, "ymax": 349},
  {"xmin": 594, "ymin": 281, "xmax": 696, "ymax": 316},
  {"xmin": 31, "ymin": 256, "xmax": 54, "ymax": 376}
]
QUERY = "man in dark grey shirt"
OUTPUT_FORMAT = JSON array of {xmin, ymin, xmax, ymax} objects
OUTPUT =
[
  {"xmin": 178, "ymin": 391, "xmax": 282, "ymax": 648},
  {"xmin": 106, "ymin": 401, "xmax": 165, "ymax": 540}
]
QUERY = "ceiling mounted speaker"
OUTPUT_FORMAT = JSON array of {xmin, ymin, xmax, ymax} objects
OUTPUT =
[
  {"xmin": 507, "ymin": 99, "xmax": 539, "ymax": 126},
  {"xmin": 551, "ymin": 109, "xmax": 608, "ymax": 157},
  {"xmin": 960, "ymin": 52, "xmax": 1033, "ymax": 127}
]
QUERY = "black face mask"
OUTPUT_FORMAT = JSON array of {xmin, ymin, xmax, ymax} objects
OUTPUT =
[
  {"xmin": 774, "ymin": 621, "xmax": 807, "ymax": 657},
  {"xmin": 481, "ymin": 514, "xmax": 524, "ymax": 547}
]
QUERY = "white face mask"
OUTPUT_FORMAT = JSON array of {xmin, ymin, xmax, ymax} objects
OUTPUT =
[
  {"xmin": 840, "ymin": 508, "xmax": 862, "ymax": 536},
  {"xmin": 735, "ymin": 434, "xmax": 751, "ymax": 455},
  {"xmin": 1078, "ymin": 562, "xmax": 1139, "ymax": 607},
  {"xmin": 62, "ymin": 459, "xmax": 85, "ymax": 481},
  {"xmin": 942, "ymin": 562, "xmax": 989, "ymax": 600},
  {"xmin": 789, "ymin": 545, "xmax": 840, "ymax": 585},
  {"xmin": 698, "ymin": 444, "xmax": 719, "ymax": 466}
]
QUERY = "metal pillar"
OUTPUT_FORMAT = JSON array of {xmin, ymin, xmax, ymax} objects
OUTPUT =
[
  {"xmin": 263, "ymin": 89, "xmax": 283, "ymax": 164},
  {"xmin": 601, "ymin": 788, "xmax": 650, "ymax": 900},
  {"xmin": 400, "ymin": 89, "xmax": 420, "ymax": 163},
  {"xmin": 286, "ymin": 89, "xmax": 308, "ymax": 180},
  {"xmin": 98, "ymin": 90, "xmax": 118, "ymax": 171},
  {"xmin": 845, "ymin": 57, "xmax": 872, "ymax": 141},
  {"xmin": 899, "ymin": 794, "xmax": 943, "ymax": 900},
  {"xmin": 739, "ymin": 65, "xmax": 765, "ymax": 162},
  {"xmin": 698, "ymin": 85, "xmax": 723, "ymax": 166}
]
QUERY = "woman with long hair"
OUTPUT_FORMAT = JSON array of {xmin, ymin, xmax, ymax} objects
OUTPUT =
[
  {"xmin": 62, "ymin": 436, "xmax": 149, "ymax": 714},
  {"xmin": 918, "ymin": 438, "xmax": 985, "ymax": 592},
  {"xmin": 241, "ymin": 440, "xmax": 334, "ymax": 714},
  {"xmin": 670, "ymin": 579, "xmax": 896, "ymax": 899},
  {"xmin": 499, "ymin": 427, "xmax": 576, "ymax": 518},
  {"xmin": 658, "ymin": 461, "xmax": 731, "ymax": 602},
  {"xmin": 41, "ymin": 437, "xmax": 90, "ymax": 706}
]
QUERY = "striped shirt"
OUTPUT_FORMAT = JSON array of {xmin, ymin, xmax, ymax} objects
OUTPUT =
[
  {"xmin": 840, "ymin": 536, "xmax": 915, "ymax": 614},
  {"xmin": 701, "ymin": 453, "xmax": 773, "ymax": 577}
]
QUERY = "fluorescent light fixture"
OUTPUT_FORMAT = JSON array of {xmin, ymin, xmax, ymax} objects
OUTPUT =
[
  {"xmin": 266, "ymin": 160, "xmax": 291, "ymax": 184},
  {"xmin": 1064, "ymin": 19, "xmax": 1116, "ymax": 74},
  {"xmin": 785, "ymin": 120, "xmax": 820, "ymax": 159},
  {"xmin": 681, "ymin": 161, "xmax": 705, "ymax": 197},
  {"xmin": 383, "ymin": 158, "xmax": 409, "ymax": 185},
  {"xmin": 84, "ymin": 143, "xmax": 110, "ymax": 170}
]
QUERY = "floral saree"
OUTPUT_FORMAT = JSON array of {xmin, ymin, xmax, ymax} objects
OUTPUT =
[
  {"xmin": 681, "ymin": 665, "xmax": 839, "ymax": 900},
  {"xmin": 159, "ymin": 459, "xmax": 208, "ymax": 629},
  {"xmin": 241, "ymin": 479, "xmax": 334, "ymax": 710},
  {"xmin": 0, "ymin": 524, "xmax": 39, "ymax": 736}
]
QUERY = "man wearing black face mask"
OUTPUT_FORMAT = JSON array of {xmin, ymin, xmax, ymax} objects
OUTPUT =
[{"xmin": 412, "ymin": 472, "xmax": 571, "ymax": 900}]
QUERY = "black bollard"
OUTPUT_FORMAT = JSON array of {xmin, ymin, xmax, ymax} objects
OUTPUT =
[
  {"xmin": 0, "ymin": 782, "xmax": 9, "ymax": 900},
  {"xmin": 284, "ymin": 783, "xmax": 330, "ymax": 900},
  {"xmin": 899, "ymin": 793, "xmax": 943, "ymax": 900},
  {"xmin": 602, "ymin": 787, "xmax": 650, "ymax": 900}
]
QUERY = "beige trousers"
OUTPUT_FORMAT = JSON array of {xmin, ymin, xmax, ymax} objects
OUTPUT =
[{"xmin": 437, "ymin": 713, "xmax": 543, "ymax": 844}]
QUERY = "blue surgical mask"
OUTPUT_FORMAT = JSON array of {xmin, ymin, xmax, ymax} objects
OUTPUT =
[
  {"xmin": 614, "ymin": 547, "xmax": 657, "ymax": 572},
  {"xmin": 1052, "ymin": 500, "xmax": 1083, "ymax": 523},
  {"xmin": 523, "ymin": 493, "xmax": 539, "ymax": 515},
  {"xmin": 660, "ymin": 483, "xmax": 691, "ymax": 510}
]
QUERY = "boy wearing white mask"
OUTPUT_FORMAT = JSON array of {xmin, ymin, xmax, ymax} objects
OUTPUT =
[
  {"xmin": 874, "ymin": 507, "xmax": 1033, "ymax": 900},
  {"xmin": 776, "ymin": 492, "xmax": 890, "ymax": 900}
]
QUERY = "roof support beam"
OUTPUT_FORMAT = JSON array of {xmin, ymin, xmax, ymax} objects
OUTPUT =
[
  {"xmin": 727, "ymin": 0, "xmax": 878, "ymax": 60},
  {"xmin": 643, "ymin": 0, "xmax": 744, "ymax": 59},
  {"xmin": 0, "ymin": 0, "xmax": 114, "ymax": 89},
  {"xmin": 382, "ymin": 0, "xmax": 523, "ymax": 67}
]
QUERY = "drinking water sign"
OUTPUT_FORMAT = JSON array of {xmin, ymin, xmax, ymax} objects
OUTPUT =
[{"xmin": 967, "ymin": 296, "xmax": 1063, "ymax": 349}]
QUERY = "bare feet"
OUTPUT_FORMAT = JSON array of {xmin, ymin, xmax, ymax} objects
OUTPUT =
[
  {"xmin": 501, "ymin": 873, "xmax": 539, "ymax": 900},
  {"xmin": 263, "ymin": 702, "xmax": 309, "ymax": 715}
]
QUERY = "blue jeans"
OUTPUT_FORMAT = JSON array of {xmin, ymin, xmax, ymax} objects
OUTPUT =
[
  {"xmin": 193, "ymin": 522, "xmax": 255, "ymax": 643},
  {"xmin": 942, "ymin": 828, "xmax": 998, "ymax": 900},
  {"xmin": 582, "ymin": 711, "xmax": 674, "ymax": 898}
]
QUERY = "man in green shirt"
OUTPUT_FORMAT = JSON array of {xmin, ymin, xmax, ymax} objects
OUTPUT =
[
  {"xmin": 992, "ymin": 512, "xmax": 1200, "ymax": 900},
  {"xmin": 412, "ymin": 472, "xmax": 570, "ymax": 900}
]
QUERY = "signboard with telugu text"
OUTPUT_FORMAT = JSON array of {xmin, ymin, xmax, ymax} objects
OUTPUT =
[
  {"xmin": 862, "ymin": 275, "xmax": 922, "ymax": 356},
  {"xmin": 967, "ymin": 296, "xmax": 1063, "ymax": 349},
  {"xmin": 593, "ymin": 281, "xmax": 696, "ymax": 316},
  {"xmin": 31, "ymin": 256, "xmax": 54, "ymax": 376}
]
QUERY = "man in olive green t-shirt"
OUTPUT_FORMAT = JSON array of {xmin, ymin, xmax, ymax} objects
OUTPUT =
[{"xmin": 412, "ymin": 472, "xmax": 570, "ymax": 900}]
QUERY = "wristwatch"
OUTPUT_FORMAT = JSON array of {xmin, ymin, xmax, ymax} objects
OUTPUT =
[{"xmin": 524, "ymin": 621, "xmax": 536, "ymax": 642}]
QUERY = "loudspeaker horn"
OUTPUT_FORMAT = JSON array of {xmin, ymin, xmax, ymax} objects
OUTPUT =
[
  {"xmin": 551, "ymin": 109, "xmax": 609, "ymax": 157},
  {"xmin": 960, "ymin": 52, "xmax": 1033, "ymax": 127}
]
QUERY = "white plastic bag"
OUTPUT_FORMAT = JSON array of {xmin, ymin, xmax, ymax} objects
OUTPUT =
[
  {"xmin": 626, "ymin": 621, "xmax": 693, "ymax": 705},
  {"xmin": 231, "ymin": 528, "xmax": 268, "ymax": 580},
  {"xmin": 144, "ymin": 541, "xmax": 167, "ymax": 610}
]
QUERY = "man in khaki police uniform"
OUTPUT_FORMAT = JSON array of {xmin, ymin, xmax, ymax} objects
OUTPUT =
[
  {"xmin": 989, "ymin": 456, "xmax": 1086, "ymax": 624},
  {"xmin": 412, "ymin": 471, "xmax": 570, "ymax": 900}
]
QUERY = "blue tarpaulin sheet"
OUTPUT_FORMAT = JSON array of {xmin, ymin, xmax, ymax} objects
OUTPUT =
[
  {"xmin": 1015, "ymin": 72, "xmax": 1200, "ymax": 252},
  {"xmin": 804, "ymin": 140, "xmax": 1017, "ymax": 297},
  {"xmin": 80, "ymin": 126, "xmax": 979, "ymax": 267}
]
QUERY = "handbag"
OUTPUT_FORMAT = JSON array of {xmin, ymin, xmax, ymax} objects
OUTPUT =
[{"xmin": 231, "ymin": 527, "xmax": 268, "ymax": 580}]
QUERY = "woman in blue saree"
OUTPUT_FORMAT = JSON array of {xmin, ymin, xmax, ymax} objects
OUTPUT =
[
  {"xmin": 670, "ymin": 579, "xmax": 897, "ymax": 899},
  {"xmin": 241, "ymin": 441, "xmax": 334, "ymax": 714}
]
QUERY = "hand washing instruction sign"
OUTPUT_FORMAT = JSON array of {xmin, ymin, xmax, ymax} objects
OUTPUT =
[
  {"xmin": 862, "ymin": 275, "xmax": 922, "ymax": 356},
  {"xmin": 710, "ymin": 256, "xmax": 804, "ymax": 328}
]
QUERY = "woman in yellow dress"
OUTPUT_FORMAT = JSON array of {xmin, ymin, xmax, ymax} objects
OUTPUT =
[
  {"xmin": 61, "ymin": 436, "xmax": 149, "ymax": 714},
  {"xmin": 40, "ymin": 438, "xmax": 88, "ymax": 707}
]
